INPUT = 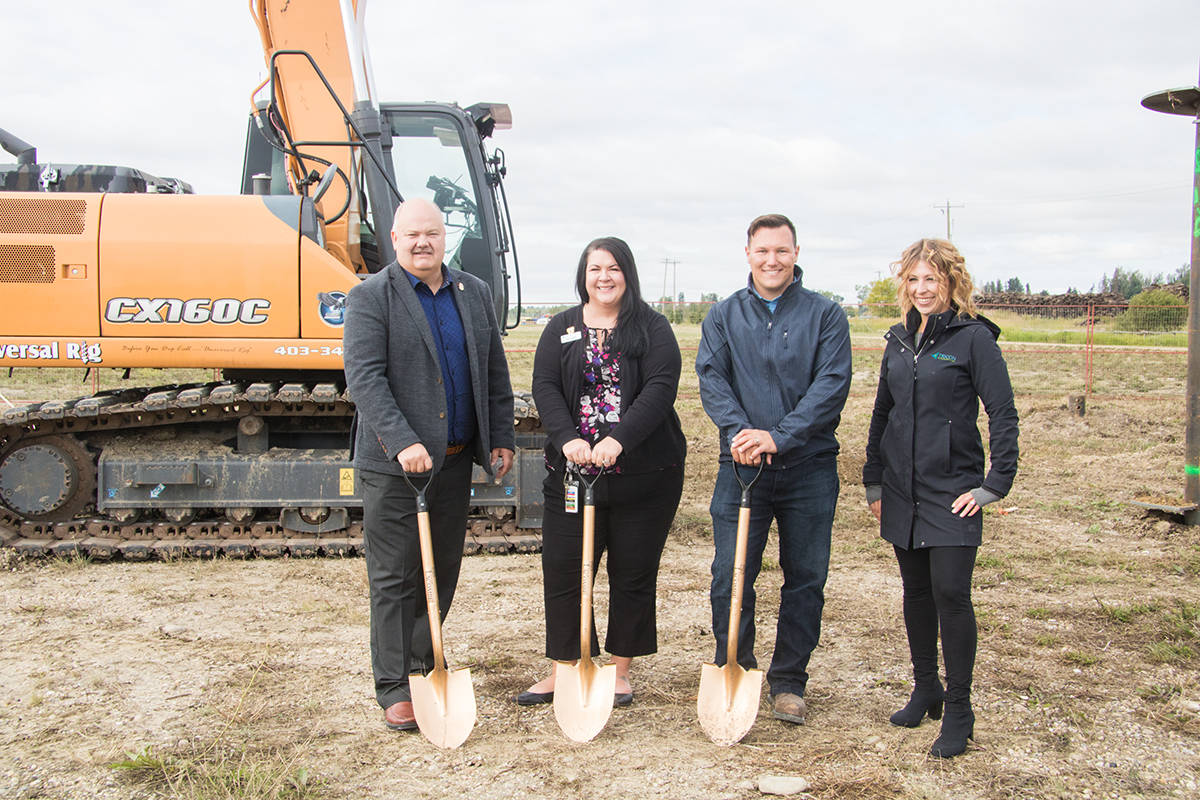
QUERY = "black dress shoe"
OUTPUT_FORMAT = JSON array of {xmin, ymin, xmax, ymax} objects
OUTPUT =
[
  {"xmin": 515, "ymin": 690, "xmax": 554, "ymax": 706},
  {"xmin": 613, "ymin": 691, "xmax": 633, "ymax": 708}
]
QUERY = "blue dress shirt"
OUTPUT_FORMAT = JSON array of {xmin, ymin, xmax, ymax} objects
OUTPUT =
[{"xmin": 403, "ymin": 266, "xmax": 476, "ymax": 446}]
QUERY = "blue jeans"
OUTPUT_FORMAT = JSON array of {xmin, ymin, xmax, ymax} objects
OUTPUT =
[{"xmin": 709, "ymin": 453, "xmax": 838, "ymax": 697}]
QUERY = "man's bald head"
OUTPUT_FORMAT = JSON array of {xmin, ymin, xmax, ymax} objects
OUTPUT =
[{"xmin": 391, "ymin": 198, "xmax": 446, "ymax": 286}]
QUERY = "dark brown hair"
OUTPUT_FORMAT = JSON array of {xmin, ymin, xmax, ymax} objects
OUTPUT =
[
  {"xmin": 746, "ymin": 213, "xmax": 796, "ymax": 246},
  {"xmin": 575, "ymin": 236, "xmax": 652, "ymax": 357}
]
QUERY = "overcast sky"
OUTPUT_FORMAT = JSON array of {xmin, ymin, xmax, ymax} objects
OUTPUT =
[{"xmin": 8, "ymin": 1, "xmax": 1200, "ymax": 304}]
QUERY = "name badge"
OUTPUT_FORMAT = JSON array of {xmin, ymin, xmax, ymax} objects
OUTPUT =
[{"xmin": 560, "ymin": 328, "xmax": 582, "ymax": 344}]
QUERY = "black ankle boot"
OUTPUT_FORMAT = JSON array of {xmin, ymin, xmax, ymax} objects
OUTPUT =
[
  {"xmin": 889, "ymin": 683, "xmax": 944, "ymax": 728},
  {"xmin": 929, "ymin": 703, "xmax": 974, "ymax": 758}
]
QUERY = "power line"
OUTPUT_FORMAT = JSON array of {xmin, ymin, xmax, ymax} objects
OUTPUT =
[{"xmin": 969, "ymin": 184, "xmax": 1190, "ymax": 207}]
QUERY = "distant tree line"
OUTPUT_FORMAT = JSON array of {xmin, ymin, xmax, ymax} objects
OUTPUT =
[
  {"xmin": 1091, "ymin": 265, "xmax": 1189, "ymax": 299},
  {"xmin": 656, "ymin": 292, "xmax": 720, "ymax": 323},
  {"xmin": 977, "ymin": 265, "xmax": 1189, "ymax": 299},
  {"xmin": 981, "ymin": 277, "xmax": 1033, "ymax": 295}
]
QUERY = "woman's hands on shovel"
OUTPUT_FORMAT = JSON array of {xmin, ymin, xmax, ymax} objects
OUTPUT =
[{"xmin": 562, "ymin": 437, "xmax": 622, "ymax": 469}]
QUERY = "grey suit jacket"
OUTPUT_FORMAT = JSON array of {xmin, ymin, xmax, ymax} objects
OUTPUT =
[{"xmin": 343, "ymin": 261, "xmax": 515, "ymax": 476}]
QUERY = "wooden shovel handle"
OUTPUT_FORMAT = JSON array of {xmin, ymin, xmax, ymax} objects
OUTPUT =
[
  {"xmin": 416, "ymin": 509, "xmax": 447, "ymax": 672},
  {"xmin": 402, "ymin": 470, "xmax": 446, "ymax": 674},
  {"xmin": 725, "ymin": 505, "xmax": 751, "ymax": 666},
  {"xmin": 579, "ymin": 499, "xmax": 596, "ymax": 667}
]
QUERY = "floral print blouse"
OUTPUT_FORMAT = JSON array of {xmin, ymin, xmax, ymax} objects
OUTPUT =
[{"xmin": 577, "ymin": 327, "xmax": 622, "ymax": 474}]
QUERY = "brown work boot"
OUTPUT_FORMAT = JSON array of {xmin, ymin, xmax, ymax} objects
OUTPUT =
[
  {"xmin": 384, "ymin": 701, "xmax": 418, "ymax": 731},
  {"xmin": 771, "ymin": 693, "xmax": 807, "ymax": 725}
]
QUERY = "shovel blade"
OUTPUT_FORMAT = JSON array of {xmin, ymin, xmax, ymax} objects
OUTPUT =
[
  {"xmin": 697, "ymin": 662, "xmax": 763, "ymax": 746},
  {"xmin": 553, "ymin": 660, "xmax": 618, "ymax": 743},
  {"xmin": 410, "ymin": 667, "xmax": 476, "ymax": 749}
]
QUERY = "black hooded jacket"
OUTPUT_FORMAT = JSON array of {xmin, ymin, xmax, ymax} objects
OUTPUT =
[{"xmin": 863, "ymin": 307, "xmax": 1019, "ymax": 548}]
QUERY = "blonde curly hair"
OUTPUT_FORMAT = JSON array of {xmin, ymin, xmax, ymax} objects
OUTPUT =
[{"xmin": 892, "ymin": 238, "xmax": 978, "ymax": 318}]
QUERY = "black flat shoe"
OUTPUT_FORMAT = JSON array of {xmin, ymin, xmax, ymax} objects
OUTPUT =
[
  {"xmin": 515, "ymin": 690, "xmax": 554, "ymax": 706},
  {"xmin": 613, "ymin": 692, "xmax": 633, "ymax": 708}
]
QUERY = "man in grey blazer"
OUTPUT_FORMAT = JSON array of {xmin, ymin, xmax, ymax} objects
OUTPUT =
[{"xmin": 344, "ymin": 198, "xmax": 515, "ymax": 731}]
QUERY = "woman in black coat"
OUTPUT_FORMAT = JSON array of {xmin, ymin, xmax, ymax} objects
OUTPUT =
[
  {"xmin": 863, "ymin": 238, "xmax": 1018, "ymax": 758},
  {"xmin": 516, "ymin": 236, "xmax": 686, "ymax": 707}
]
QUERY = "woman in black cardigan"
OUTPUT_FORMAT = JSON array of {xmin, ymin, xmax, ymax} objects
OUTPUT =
[
  {"xmin": 863, "ymin": 238, "xmax": 1019, "ymax": 758},
  {"xmin": 516, "ymin": 236, "xmax": 686, "ymax": 707}
]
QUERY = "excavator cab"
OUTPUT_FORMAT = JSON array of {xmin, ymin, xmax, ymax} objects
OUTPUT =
[{"xmin": 240, "ymin": 95, "xmax": 520, "ymax": 329}]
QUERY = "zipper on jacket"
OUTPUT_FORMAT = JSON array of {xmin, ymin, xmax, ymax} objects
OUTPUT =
[
  {"xmin": 906, "ymin": 327, "xmax": 937, "ymax": 538},
  {"xmin": 912, "ymin": 331, "xmax": 936, "ymax": 377}
]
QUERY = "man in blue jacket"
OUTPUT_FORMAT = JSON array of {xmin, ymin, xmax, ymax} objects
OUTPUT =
[{"xmin": 696, "ymin": 213, "xmax": 852, "ymax": 725}]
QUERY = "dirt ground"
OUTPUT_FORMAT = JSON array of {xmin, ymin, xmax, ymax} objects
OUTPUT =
[{"xmin": 3, "ymin": 362, "xmax": 1200, "ymax": 798}]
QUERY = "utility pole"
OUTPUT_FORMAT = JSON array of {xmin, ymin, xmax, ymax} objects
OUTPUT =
[
  {"xmin": 661, "ymin": 257, "xmax": 670, "ymax": 315},
  {"xmin": 934, "ymin": 199, "xmax": 964, "ymax": 240},
  {"xmin": 671, "ymin": 259, "xmax": 680, "ymax": 322},
  {"xmin": 661, "ymin": 257, "xmax": 679, "ymax": 320}
]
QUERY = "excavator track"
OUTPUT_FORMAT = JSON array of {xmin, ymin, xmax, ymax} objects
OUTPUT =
[{"xmin": 0, "ymin": 380, "xmax": 544, "ymax": 561}]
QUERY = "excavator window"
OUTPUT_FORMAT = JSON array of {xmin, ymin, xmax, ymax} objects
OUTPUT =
[{"xmin": 382, "ymin": 112, "xmax": 491, "ymax": 284}]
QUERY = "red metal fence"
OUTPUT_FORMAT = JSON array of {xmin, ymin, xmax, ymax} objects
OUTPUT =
[{"xmin": 514, "ymin": 301, "xmax": 1188, "ymax": 399}]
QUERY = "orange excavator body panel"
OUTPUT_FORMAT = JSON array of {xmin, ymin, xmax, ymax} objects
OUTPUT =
[{"xmin": 0, "ymin": 193, "xmax": 357, "ymax": 369}]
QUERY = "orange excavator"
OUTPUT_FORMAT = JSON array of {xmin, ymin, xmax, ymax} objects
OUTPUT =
[{"xmin": 0, "ymin": 0, "xmax": 544, "ymax": 559}]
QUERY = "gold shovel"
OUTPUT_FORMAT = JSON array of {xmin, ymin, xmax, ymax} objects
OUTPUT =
[
  {"xmin": 698, "ymin": 459, "xmax": 765, "ymax": 746},
  {"xmin": 554, "ymin": 466, "xmax": 618, "ymax": 742},
  {"xmin": 403, "ymin": 470, "xmax": 476, "ymax": 749}
]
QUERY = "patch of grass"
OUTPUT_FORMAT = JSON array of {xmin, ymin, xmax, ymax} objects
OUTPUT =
[
  {"xmin": 1097, "ymin": 599, "xmax": 1158, "ymax": 624},
  {"xmin": 976, "ymin": 607, "xmax": 1010, "ymax": 634},
  {"xmin": 0, "ymin": 548, "xmax": 20, "ymax": 571},
  {"xmin": 109, "ymin": 657, "xmax": 324, "ymax": 799},
  {"xmin": 976, "ymin": 554, "xmax": 1006, "ymax": 569},
  {"xmin": 1147, "ymin": 641, "xmax": 1194, "ymax": 664},
  {"xmin": 1137, "ymin": 684, "xmax": 1181, "ymax": 703},
  {"xmin": 1002, "ymin": 328, "xmax": 1186, "ymax": 347},
  {"xmin": 111, "ymin": 744, "xmax": 320, "ymax": 800},
  {"xmin": 1034, "ymin": 634, "xmax": 1059, "ymax": 647},
  {"xmin": 1025, "ymin": 606, "xmax": 1051, "ymax": 620},
  {"xmin": 48, "ymin": 552, "xmax": 94, "ymax": 570},
  {"xmin": 1062, "ymin": 650, "xmax": 1100, "ymax": 666},
  {"xmin": 1156, "ymin": 601, "xmax": 1200, "ymax": 646}
]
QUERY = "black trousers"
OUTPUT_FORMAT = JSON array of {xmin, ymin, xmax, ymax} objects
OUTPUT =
[
  {"xmin": 541, "ymin": 465, "xmax": 684, "ymax": 660},
  {"xmin": 360, "ymin": 448, "xmax": 473, "ymax": 708},
  {"xmin": 893, "ymin": 544, "xmax": 978, "ymax": 706}
]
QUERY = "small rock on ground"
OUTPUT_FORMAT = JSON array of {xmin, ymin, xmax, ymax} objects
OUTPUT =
[{"xmin": 758, "ymin": 774, "xmax": 810, "ymax": 795}]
